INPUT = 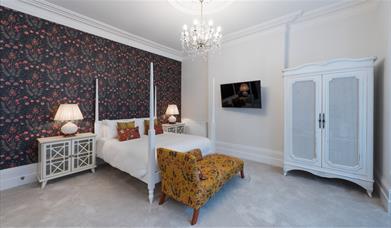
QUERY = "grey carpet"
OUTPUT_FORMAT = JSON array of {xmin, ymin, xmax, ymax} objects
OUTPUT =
[{"xmin": 1, "ymin": 161, "xmax": 390, "ymax": 227}]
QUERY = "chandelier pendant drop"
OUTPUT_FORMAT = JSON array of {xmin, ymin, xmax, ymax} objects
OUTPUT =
[{"xmin": 180, "ymin": 0, "xmax": 222, "ymax": 56}]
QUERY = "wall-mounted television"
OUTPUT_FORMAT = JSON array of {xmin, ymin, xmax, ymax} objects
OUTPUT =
[{"xmin": 220, "ymin": 80, "xmax": 262, "ymax": 108}]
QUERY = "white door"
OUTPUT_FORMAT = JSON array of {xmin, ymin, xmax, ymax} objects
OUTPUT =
[
  {"xmin": 285, "ymin": 76, "xmax": 322, "ymax": 167},
  {"xmin": 322, "ymin": 71, "xmax": 367, "ymax": 175}
]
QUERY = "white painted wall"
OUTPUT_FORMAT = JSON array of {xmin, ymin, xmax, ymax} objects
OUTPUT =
[
  {"xmin": 181, "ymin": 56, "xmax": 208, "ymax": 136},
  {"xmin": 374, "ymin": 0, "xmax": 391, "ymax": 213},
  {"xmin": 208, "ymin": 27, "xmax": 285, "ymax": 166},
  {"xmin": 289, "ymin": 2, "xmax": 382, "ymax": 66}
]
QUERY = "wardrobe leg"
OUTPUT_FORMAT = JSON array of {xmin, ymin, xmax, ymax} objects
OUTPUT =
[
  {"xmin": 191, "ymin": 209, "xmax": 200, "ymax": 225},
  {"xmin": 240, "ymin": 169, "xmax": 245, "ymax": 179}
]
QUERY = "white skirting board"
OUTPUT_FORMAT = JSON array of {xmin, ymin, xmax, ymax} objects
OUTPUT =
[
  {"xmin": 215, "ymin": 141, "xmax": 283, "ymax": 167},
  {"xmin": 375, "ymin": 180, "xmax": 391, "ymax": 214},
  {"xmin": 0, "ymin": 163, "xmax": 38, "ymax": 191}
]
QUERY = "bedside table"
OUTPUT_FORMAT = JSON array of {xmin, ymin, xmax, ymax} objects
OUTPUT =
[
  {"xmin": 37, "ymin": 132, "xmax": 96, "ymax": 188},
  {"xmin": 162, "ymin": 123, "xmax": 185, "ymax": 134}
]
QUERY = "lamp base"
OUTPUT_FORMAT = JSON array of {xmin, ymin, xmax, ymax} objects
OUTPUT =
[
  {"xmin": 61, "ymin": 121, "xmax": 78, "ymax": 136},
  {"xmin": 168, "ymin": 115, "xmax": 177, "ymax": 124}
]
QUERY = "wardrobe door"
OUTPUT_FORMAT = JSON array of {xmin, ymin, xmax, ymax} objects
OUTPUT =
[
  {"xmin": 285, "ymin": 76, "xmax": 322, "ymax": 167},
  {"xmin": 322, "ymin": 71, "xmax": 366, "ymax": 175}
]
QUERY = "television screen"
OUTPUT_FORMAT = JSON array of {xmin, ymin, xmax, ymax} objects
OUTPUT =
[{"xmin": 220, "ymin": 80, "xmax": 262, "ymax": 108}]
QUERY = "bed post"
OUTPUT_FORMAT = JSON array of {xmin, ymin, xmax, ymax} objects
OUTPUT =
[
  {"xmin": 148, "ymin": 62, "xmax": 156, "ymax": 204},
  {"xmin": 154, "ymin": 86, "xmax": 157, "ymax": 118},
  {"xmin": 94, "ymin": 79, "xmax": 99, "ymax": 135}
]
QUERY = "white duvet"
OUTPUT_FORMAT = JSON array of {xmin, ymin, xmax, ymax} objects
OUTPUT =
[{"xmin": 96, "ymin": 133, "xmax": 212, "ymax": 179}]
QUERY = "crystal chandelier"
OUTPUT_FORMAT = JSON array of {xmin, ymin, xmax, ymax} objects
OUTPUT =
[{"xmin": 180, "ymin": 0, "xmax": 222, "ymax": 56}]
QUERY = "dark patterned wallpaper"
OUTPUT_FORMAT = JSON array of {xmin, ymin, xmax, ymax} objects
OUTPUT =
[{"xmin": 0, "ymin": 6, "xmax": 181, "ymax": 169}]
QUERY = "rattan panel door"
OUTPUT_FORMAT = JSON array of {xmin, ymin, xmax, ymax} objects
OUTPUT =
[
  {"xmin": 286, "ymin": 76, "xmax": 322, "ymax": 167},
  {"xmin": 322, "ymin": 71, "xmax": 366, "ymax": 174}
]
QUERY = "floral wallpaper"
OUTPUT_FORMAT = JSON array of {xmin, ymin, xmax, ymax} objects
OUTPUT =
[{"xmin": 0, "ymin": 6, "xmax": 181, "ymax": 170}]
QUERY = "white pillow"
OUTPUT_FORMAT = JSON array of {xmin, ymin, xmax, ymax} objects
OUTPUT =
[
  {"xmin": 99, "ymin": 124, "xmax": 109, "ymax": 138},
  {"xmin": 101, "ymin": 120, "xmax": 116, "ymax": 138}
]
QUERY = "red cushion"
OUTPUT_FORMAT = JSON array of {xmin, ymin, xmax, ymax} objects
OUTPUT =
[
  {"xmin": 155, "ymin": 125, "xmax": 163, "ymax": 135},
  {"xmin": 146, "ymin": 124, "xmax": 164, "ymax": 135},
  {"xmin": 117, "ymin": 127, "xmax": 140, "ymax": 141},
  {"xmin": 117, "ymin": 128, "xmax": 129, "ymax": 141},
  {"xmin": 128, "ymin": 127, "xmax": 140, "ymax": 139}
]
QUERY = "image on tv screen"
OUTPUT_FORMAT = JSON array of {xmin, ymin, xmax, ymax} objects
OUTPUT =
[{"xmin": 220, "ymin": 80, "xmax": 262, "ymax": 108}]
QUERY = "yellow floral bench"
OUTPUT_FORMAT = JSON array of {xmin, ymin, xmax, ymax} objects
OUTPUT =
[{"xmin": 157, "ymin": 148, "xmax": 244, "ymax": 225}]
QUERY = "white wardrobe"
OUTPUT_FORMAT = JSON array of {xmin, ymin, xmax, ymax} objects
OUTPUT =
[{"xmin": 283, "ymin": 57, "xmax": 376, "ymax": 196}]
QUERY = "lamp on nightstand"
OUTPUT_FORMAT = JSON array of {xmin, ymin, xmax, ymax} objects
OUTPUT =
[
  {"xmin": 166, "ymin": 104, "xmax": 179, "ymax": 124},
  {"xmin": 54, "ymin": 104, "xmax": 84, "ymax": 136}
]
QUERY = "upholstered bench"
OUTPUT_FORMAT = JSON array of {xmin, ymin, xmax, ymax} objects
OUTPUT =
[{"xmin": 157, "ymin": 148, "xmax": 244, "ymax": 225}]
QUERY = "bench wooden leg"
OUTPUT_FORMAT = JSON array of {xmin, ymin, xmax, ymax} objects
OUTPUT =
[
  {"xmin": 240, "ymin": 169, "xmax": 244, "ymax": 179},
  {"xmin": 159, "ymin": 193, "xmax": 166, "ymax": 205},
  {"xmin": 191, "ymin": 209, "xmax": 200, "ymax": 225}
]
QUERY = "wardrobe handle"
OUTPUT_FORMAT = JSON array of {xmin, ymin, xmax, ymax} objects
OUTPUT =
[
  {"xmin": 318, "ymin": 114, "xmax": 322, "ymax": 129},
  {"xmin": 322, "ymin": 113, "xmax": 325, "ymax": 129}
]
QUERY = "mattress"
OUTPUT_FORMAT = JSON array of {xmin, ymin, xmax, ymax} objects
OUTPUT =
[{"xmin": 96, "ymin": 133, "xmax": 212, "ymax": 179}]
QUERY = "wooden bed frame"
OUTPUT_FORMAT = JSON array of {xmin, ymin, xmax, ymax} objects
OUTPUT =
[{"xmin": 94, "ymin": 63, "xmax": 159, "ymax": 204}]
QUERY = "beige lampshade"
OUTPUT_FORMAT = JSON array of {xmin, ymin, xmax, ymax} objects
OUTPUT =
[
  {"xmin": 54, "ymin": 104, "xmax": 84, "ymax": 121},
  {"xmin": 165, "ymin": 104, "xmax": 179, "ymax": 115}
]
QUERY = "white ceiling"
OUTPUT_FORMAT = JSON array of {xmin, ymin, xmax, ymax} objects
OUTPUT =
[{"xmin": 45, "ymin": 0, "xmax": 341, "ymax": 51}]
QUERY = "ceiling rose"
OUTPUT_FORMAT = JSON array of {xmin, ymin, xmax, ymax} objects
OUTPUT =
[{"xmin": 168, "ymin": 0, "xmax": 234, "ymax": 15}]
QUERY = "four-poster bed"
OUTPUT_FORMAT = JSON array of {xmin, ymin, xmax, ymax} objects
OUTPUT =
[{"xmin": 94, "ymin": 63, "xmax": 212, "ymax": 203}]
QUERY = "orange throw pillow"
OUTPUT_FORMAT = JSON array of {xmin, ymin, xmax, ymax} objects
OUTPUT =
[
  {"xmin": 117, "ymin": 121, "xmax": 135, "ymax": 130},
  {"xmin": 144, "ymin": 119, "xmax": 164, "ymax": 135},
  {"xmin": 144, "ymin": 119, "xmax": 159, "ymax": 135}
]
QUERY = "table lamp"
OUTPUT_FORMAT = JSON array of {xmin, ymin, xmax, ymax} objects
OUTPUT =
[
  {"xmin": 54, "ymin": 104, "xmax": 84, "ymax": 136},
  {"xmin": 165, "ymin": 104, "xmax": 179, "ymax": 124}
]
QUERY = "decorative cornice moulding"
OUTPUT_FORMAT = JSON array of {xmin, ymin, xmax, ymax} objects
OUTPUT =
[
  {"xmin": 223, "ymin": 0, "xmax": 369, "ymax": 45},
  {"xmin": 223, "ymin": 11, "xmax": 303, "ymax": 43},
  {"xmin": 296, "ymin": 0, "xmax": 368, "ymax": 23},
  {"xmin": 1, "ymin": 0, "xmax": 183, "ymax": 61}
]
